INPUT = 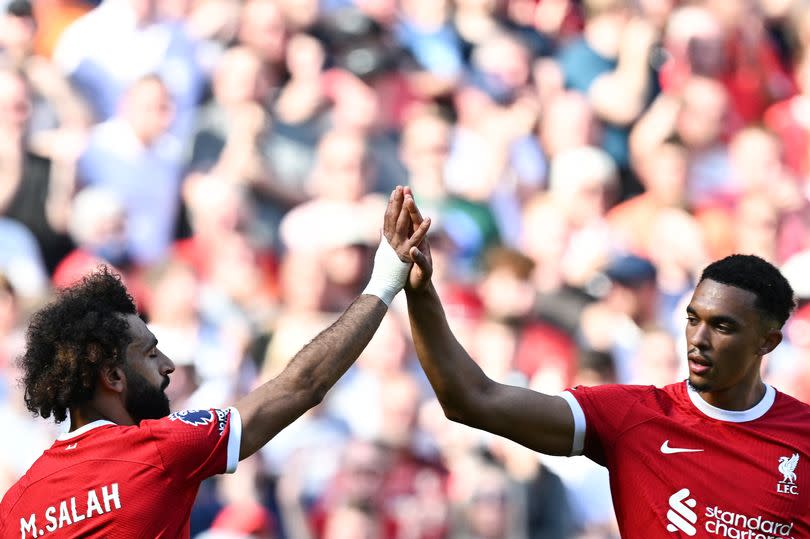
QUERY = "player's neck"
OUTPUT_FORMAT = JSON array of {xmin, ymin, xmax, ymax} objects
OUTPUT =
[
  {"xmin": 69, "ymin": 399, "xmax": 135, "ymax": 431},
  {"xmin": 700, "ymin": 379, "xmax": 767, "ymax": 411}
]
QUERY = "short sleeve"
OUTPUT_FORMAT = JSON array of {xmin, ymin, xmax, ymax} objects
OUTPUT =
[
  {"xmin": 145, "ymin": 407, "xmax": 242, "ymax": 482},
  {"xmin": 560, "ymin": 385, "xmax": 648, "ymax": 466}
]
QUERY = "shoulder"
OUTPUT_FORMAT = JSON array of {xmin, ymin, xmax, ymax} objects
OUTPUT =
[
  {"xmin": 565, "ymin": 383, "xmax": 660, "ymax": 412},
  {"xmin": 163, "ymin": 409, "xmax": 220, "ymax": 427},
  {"xmin": 0, "ymin": 475, "xmax": 26, "ymax": 518},
  {"xmin": 0, "ymin": 455, "xmax": 46, "ymax": 525},
  {"xmin": 771, "ymin": 390, "xmax": 810, "ymax": 422},
  {"xmin": 567, "ymin": 383, "xmax": 682, "ymax": 415},
  {"xmin": 569, "ymin": 383, "xmax": 661, "ymax": 399},
  {"xmin": 144, "ymin": 408, "xmax": 234, "ymax": 439}
]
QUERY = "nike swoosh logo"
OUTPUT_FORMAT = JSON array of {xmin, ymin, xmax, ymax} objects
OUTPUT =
[
  {"xmin": 660, "ymin": 440, "xmax": 704, "ymax": 454},
  {"xmin": 65, "ymin": 443, "xmax": 78, "ymax": 450}
]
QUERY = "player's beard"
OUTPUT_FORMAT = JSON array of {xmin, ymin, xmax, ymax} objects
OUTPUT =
[
  {"xmin": 124, "ymin": 365, "xmax": 171, "ymax": 422},
  {"xmin": 687, "ymin": 378, "xmax": 712, "ymax": 393}
]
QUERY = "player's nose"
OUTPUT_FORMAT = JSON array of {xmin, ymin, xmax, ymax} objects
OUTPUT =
[
  {"xmin": 687, "ymin": 322, "xmax": 710, "ymax": 349},
  {"xmin": 159, "ymin": 350, "xmax": 175, "ymax": 375}
]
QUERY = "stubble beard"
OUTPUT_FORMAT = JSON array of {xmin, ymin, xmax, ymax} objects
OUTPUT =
[
  {"xmin": 687, "ymin": 377, "xmax": 712, "ymax": 393},
  {"xmin": 124, "ymin": 365, "xmax": 171, "ymax": 423}
]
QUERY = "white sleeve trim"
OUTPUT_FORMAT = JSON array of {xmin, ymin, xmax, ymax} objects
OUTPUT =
[
  {"xmin": 225, "ymin": 407, "xmax": 242, "ymax": 474},
  {"xmin": 559, "ymin": 391, "xmax": 586, "ymax": 456}
]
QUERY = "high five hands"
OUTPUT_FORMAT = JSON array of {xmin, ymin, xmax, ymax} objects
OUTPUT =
[{"xmin": 383, "ymin": 186, "xmax": 434, "ymax": 293}]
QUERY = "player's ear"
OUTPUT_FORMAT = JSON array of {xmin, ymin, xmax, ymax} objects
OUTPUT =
[
  {"xmin": 99, "ymin": 365, "xmax": 126, "ymax": 393},
  {"xmin": 759, "ymin": 328, "xmax": 782, "ymax": 357}
]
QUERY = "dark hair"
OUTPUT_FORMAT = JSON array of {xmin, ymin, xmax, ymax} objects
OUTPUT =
[
  {"xmin": 6, "ymin": 0, "xmax": 33, "ymax": 18},
  {"xmin": 699, "ymin": 254, "xmax": 796, "ymax": 327},
  {"xmin": 20, "ymin": 267, "xmax": 137, "ymax": 422}
]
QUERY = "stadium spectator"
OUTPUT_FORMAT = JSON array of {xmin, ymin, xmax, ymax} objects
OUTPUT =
[
  {"xmin": 53, "ymin": 0, "xmax": 205, "ymax": 133},
  {"xmin": 77, "ymin": 75, "xmax": 183, "ymax": 267},
  {"xmin": 0, "ymin": 68, "xmax": 75, "ymax": 273}
]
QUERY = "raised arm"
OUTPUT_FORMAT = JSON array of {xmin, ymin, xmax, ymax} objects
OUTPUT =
[
  {"xmin": 401, "ymin": 191, "xmax": 574, "ymax": 456},
  {"xmin": 235, "ymin": 187, "xmax": 430, "ymax": 459}
]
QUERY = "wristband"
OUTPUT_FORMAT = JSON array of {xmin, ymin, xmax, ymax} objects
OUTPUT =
[{"xmin": 362, "ymin": 235, "xmax": 411, "ymax": 306}]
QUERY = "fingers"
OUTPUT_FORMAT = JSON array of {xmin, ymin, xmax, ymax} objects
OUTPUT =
[
  {"xmin": 407, "ymin": 215, "xmax": 431, "ymax": 249},
  {"xmin": 395, "ymin": 190, "xmax": 412, "ymax": 239},
  {"xmin": 383, "ymin": 186, "xmax": 404, "ymax": 239},
  {"xmin": 403, "ymin": 191, "xmax": 424, "ymax": 228},
  {"xmin": 389, "ymin": 186, "xmax": 431, "ymax": 247}
]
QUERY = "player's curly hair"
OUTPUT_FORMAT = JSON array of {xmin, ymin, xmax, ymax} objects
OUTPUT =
[
  {"xmin": 20, "ymin": 267, "xmax": 137, "ymax": 423},
  {"xmin": 700, "ymin": 254, "xmax": 796, "ymax": 327}
]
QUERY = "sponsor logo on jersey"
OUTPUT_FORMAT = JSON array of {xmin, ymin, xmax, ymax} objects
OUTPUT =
[
  {"xmin": 664, "ymin": 488, "xmax": 796, "ymax": 539},
  {"xmin": 777, "ymin": 453, "xmax": 799, "ymax": 496},
  {"xmin": 666, "ymin": 488, "xmax": 698, "ymax": 535},
  {"xmin": 168, "ymin": 409, "xmax": 213, "ymax": 427}
]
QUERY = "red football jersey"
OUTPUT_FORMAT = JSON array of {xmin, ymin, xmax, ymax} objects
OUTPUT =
[
  {"xmin": 561, "ymin": 382, "xmax": 810, "ymax": 538},
  {"xmin": 0, "ymin": 407, "xmax": 242, "ymax": 539}
]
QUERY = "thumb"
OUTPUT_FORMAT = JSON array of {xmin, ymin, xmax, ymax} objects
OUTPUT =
[{"xmin": 410, "ymin": 246, "xmax": 430, "ymax": 272}]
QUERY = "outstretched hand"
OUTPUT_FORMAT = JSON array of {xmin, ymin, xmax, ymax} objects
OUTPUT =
[
  {"xmin": 383, "ymin": 186, "xmax": 431, "ymax": 263},
  {"xmin": 402, "ymin": 186, "xmax": 433, "ymax": 292}
]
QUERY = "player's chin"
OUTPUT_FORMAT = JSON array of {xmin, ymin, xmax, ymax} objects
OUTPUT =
[{"xmin": 687, "ymin": 375, "xmax": 713, "ymax": 393}]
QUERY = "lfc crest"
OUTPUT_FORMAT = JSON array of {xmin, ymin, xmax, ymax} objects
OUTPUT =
[{"xmin": 777, "ymin": 453, "xmax": 799, "ymax": 495}]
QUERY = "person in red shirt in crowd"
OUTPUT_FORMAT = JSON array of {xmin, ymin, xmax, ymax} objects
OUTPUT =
[
  {"xmin": 399, "ymin": 190, "xmax": 810, "ymax": 539},
  {"xmin": 764, "ymin": 52, "xmax": 810, "ymax": 178},
  {"xmin": 0, "ymin": 187, "xmax": 430, "ymax": 539},
  {"xmin": 660, "ymin": 3, "xmax": 793, "ymax": 126}
]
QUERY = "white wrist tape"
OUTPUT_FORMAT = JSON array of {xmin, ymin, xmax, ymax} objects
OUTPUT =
[{"xmin": 362, "ymin": 236, "xmax": 411, "ymax": 306}]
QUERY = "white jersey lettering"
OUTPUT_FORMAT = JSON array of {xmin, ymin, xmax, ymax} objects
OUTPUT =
[
  {"xmin": 44, "ymin": 507, "xmax": 57, "ymax": 532},
  {"xmin": 18, "ymin": 483, "xmax": 123, "ymax": 537},
  {"xmin": 19, "ymin": 514, "xmax": 36, "ymax": 539}
]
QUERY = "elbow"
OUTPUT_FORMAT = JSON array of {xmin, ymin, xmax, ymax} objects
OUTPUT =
[
  {"xmin": 431, "ymin": 389, "xmax": 470, "ymax": 424},
  {"xmin": 435, "ymin": 380, "xmax": 492, "ymax": 426},
  {"xmin": 290, "ymin": 376, "xmax": 329, "ymax": 410},
  {"xmin": 306, "ymin": 383, "xmax": 329, "ymax": 408},
  {"xmin": 440, "ymin": 402, "xmax": 466, "ymax": 424},
  {"xmin": 440, "ymin": 402, "xmax": 486, "ymax": 431}
]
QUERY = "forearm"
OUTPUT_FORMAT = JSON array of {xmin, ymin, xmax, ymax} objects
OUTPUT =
[
  {"xmin": 590, "ymin": 41, "xmax": 653, "ymax": 125},
  {"xmin": 283, "ymin": 294, "xmax": 387, "ymax": 399},
  {"xmin": 236, "ymin": 187, "xmax": 424, "ymax": 458},
  {"xmin": 628, "ymin": 93, "xmax": 679, "ymax": 159},
  {"xmin": 589, "ymin": 65, "xmax": 649, "ymax": 125},
  {"xmin": 405, "ymin": 283, "xmax": 491, "ymax": 421},
  {"xmin": 237, "ymin": 294, "xmax": 387, "ymax": 457}
]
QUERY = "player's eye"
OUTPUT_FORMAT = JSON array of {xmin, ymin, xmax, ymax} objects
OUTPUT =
[{"xmin": 686, "ymin": 316, "xmax": 698, "ymax": 325}]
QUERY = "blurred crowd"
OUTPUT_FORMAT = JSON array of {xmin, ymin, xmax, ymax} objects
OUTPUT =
[{"xmin": 3, "ymin": 0, "xmax": 810, "ymax": 537}]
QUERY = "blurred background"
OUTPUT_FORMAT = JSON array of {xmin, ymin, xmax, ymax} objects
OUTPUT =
[{"xmin": 3, "ymin": 0, "xmax": 810, "ymax": 537}]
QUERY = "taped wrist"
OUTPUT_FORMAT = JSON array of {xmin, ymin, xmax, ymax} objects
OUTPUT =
[{"xmin": 362, "ymin": 236, "xmax": 410, "ymax": 305}]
